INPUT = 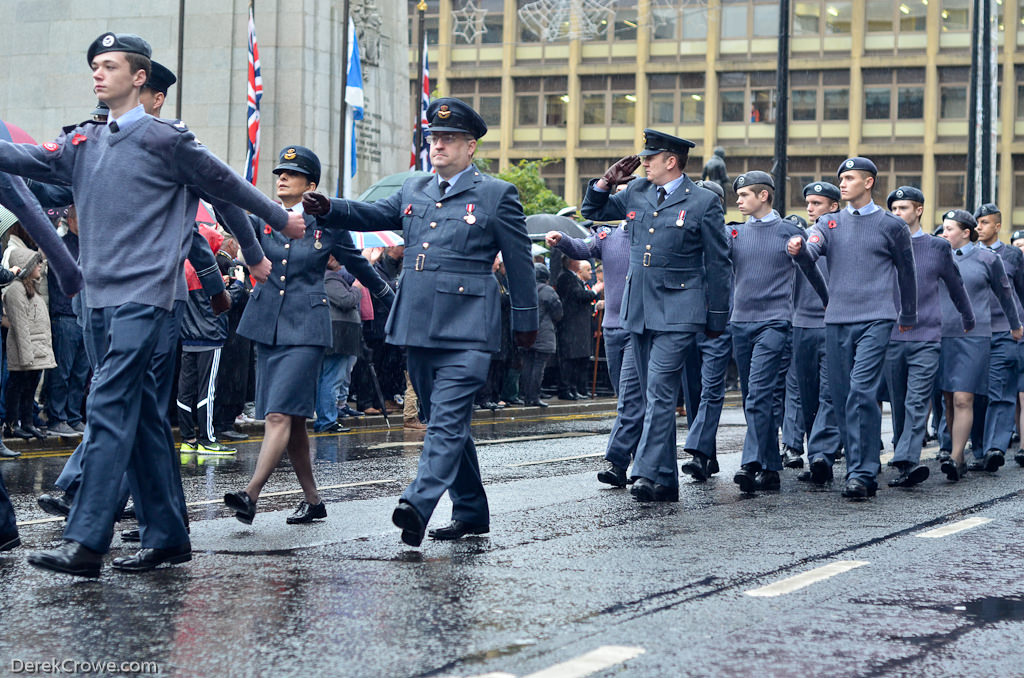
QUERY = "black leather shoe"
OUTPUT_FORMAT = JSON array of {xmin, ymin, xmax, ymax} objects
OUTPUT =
[
  {"xmin": 507, "ymin": 397, "xmax": 525, "ymax": 405},
  {"xmin": 0, "ymin": 532, "xmax": 19, "ymax": 552},
  {"xmin": 118, "ymin": 502, "xmax": 136, "ymax": 522},
  {"xmin": 1016, "ymin": 449, "xmax": 1024, "ymax": 467},
  {"xmin": 809, "ymin": 458, "xmax": 833, "ymax": 486},
  {"xmin": 796, "ymin": 470, "xmax": 812, "ymax": 482},
  {"xmin": 967, "ymin": 457, "xmax": 987, "ymax": 472},
  {"xmin": 428, "ymin": 520, "xmax": 489, "ymax": 540},
  {"xmin": 38, "ymin": 492, "xmax": 73, "ymax": 517},
  {"xmin": 25, "ymin": 425, "xmax": 48, "ymax": 441},
  {"xmin": 111, "ymin": 542, "xmax": 191, "ymax": 572},
  {"xmin": 121, "ymin": 528, "xmax": 140, "ymax": 542},
  {"xmin": 941, "ymin": 459, "xmax": 966, "ymax": 482},
  {"xmin": 937, "ymin": 449, "xmax": 952, "ymax": 463},
  {"xmin": 27, "ymin": 540, "xmax": 102, "ymax": 577},
  {"xmin": 755, "ymin": 470, "xmax": 780, "ymax": 491},
  {"xmin": 782, "ymin": 446, "xmax": 804, "ymax": 469},
  {"xmin": 680, "ymin": 452, "xmax": 711, "ymax": 482},
  {"xmin": 733, "ymin": 463, "xmax": 760, "ymax": 494},
  {"xmin": 708, "ymin": 457, "xmax": 720, "ymax": 475},
  {"xmin": 629, "ymin": 477, "xmax": 678, "ymax": 502},
  {"xmin": 841, "ymin": 478, "xmax": 877, "ymax": 500},
  {"xmin": 888, "ymin": 463, "xmax": 929, "ymax": 487},
  {"xmin": 558, "ymin": 392, "xmax": 578, "ymax": 401},
  {"xmin": 483, "ymin": 401, "xmax": 500, "ymax": 411},
  {"xmin": 524, "ymin": 400, "xmax": 549, "ymax": 408},
  {"xmin": 392, "ymin": 501, "xmax": 426, "ymax": 547},
  {"xmin": 983, "ymin": 451, "xmax": 1005, "ymax": 472},
  {"xmin": 323, "ymin": 422, "xmax": 352, "ymax": 434},
  {"xmin": 286, "ymin": 501, "xmax": 327, "ymax": 524},
  {"xmin": 10, "ymin": 426, "xmax": 34, "ymax": 440},
  {"xmin": 224, "ymin": 490, "xmax": 257, "ymax": 524},
  {"xmin": 597, "ymin": 463, "xmax": 628, "ymax": 488}
]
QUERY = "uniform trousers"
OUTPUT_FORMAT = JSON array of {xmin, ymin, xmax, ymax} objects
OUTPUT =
[
  {"xmin": 679, "ymin": 345, "xmax": 702, "ymax": 426},
  {"xmin": 46, "ymin": 313, "xmax": 90, "ymax": 426},
  {"xmin": 983, "ymin": 331, "xmax": 1017, "ymax": 454},
  {"xmin": 603, "ymin": 330, "xmax": 642, "ymax": 470},
  {"xmin": 885, "ymin": 341, "xmax": 941, "ymax": 467},
  {"xmin": 603, "ymin": 326, "xmax": 630, "ymax": 398},
  {"xmin": 683, "ymin": 328, "xmax": 732, "ymax": 461},
  {"xmin": 177, "ymin": 347, "xmax": 221, "ymax": 443},
  {"xmin": 63, "ymin": 303, "xmax": 189, "ymax": 553},
  {"xmin": 781, "ymin": 349, "xmax": 804, "ymax": 452},
  {"xmin": 793, "ymin": 327, "xmax": 841, "ymax": 464},
  {"xmin": 631, "ymin": 329, "xmax": 697, "ymax": 488},
  {"xmin": 403, "ymin": 347, "xmax": 491, "ymax": 526},
  {"xmin": 732, "ymin": 320, "xmax": 790, "ymax": 471},
  {"xmin": 0, "ymin": 473, "xmax": 16, "ymax": 541},
  {"xmin": 826, "ymin": 320, "xmax": 894, "ymax": 484}
]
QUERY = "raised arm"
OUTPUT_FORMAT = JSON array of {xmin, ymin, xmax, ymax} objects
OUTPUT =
[
  {"xmin": 329, "ymin": 231, "xmax": 395, "ymax": 306},
  {"xmin": 700, "ymin": 197, "xmax": 731, "ymax": 333}
]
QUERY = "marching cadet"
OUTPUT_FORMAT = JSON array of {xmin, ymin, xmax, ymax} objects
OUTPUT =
[
  {"xmin": 885, "ymin": 188, "xmax": 973, "ymax": 488},
  {"xmin": 792, "ymin": 182, "xmax": 843, "ymax": 486},
  {"xmin": 937, "ymin": 210, "xmax": 1021, "ymax": 482},
  {"xmin": 223, "ymin": 146, "xmax": 393, "ymax": 526},
  {"xmin": 974, "ymin": 203, "xmax": 1024, "ymax": 471},
  {"xmin": 578, "ymin": 129, "xmax": 731, "ymax": 502},
  {"xmin": 0, "ymin": 32, "xmax": 305, "ymax": 577},
  {"xmin": 729, "ymin": 171, "xmax": 827, "ymax": 493},
  {"xmin": 789, "ymin": 157, "xmax": 918, "ymax": 500},
  {"xmin": 304, "ymin": 98, "xmax": 538, "ymax": 545}
]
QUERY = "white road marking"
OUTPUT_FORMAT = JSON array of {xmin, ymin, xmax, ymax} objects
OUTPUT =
[
  {"xmin": 508, "ymin": 453, "xmax": 604, "ymax": 468},
  {"xmin": 522, "ymin": 646, "xmax": 645, "ymax": 678},
  {"xmin": 745, "ymin": 560, "xmax": 869, "ymax": 597},
  {"xmin": 915, "ymin": 517, "xmax": 993, "ymax": 538}
]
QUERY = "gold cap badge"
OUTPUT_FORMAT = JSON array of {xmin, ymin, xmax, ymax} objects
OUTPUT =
[
  {"xmin": 438, "ymin": 105, "xmax": 451, "ymax": 120},
  {"xmin": 283, "ymin": 148, "xmax": 297, "ymax": 160}
]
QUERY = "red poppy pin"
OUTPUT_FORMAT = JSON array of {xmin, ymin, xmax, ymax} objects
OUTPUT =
[
  {"xmin": 70, "ymin": 133, "xmax": 88, "ymax": 146},
  {"xmin": 827, "ymin": 220, "xmax": 837, "ymax": 229},
  {"xmin": 598, "ymin": 230, "xmax": 607, "ymax": 239},
  {"xmin": 809, "ymin": 234, "xmax": 821, "ymax": 244},
  {"xmin": 731, "ymin": 229, "xmax": 738, "ymax": 238},
  {"xmin": 42, "ymin": 142, "xmax": 59, "ymax": 152},
  {"xmin": 627, "ymin": 211, "xmax": 636, "ymax": 220},
  {"xmin": 404, "ymin": 204, "xmax": 414, "ymax": 216},
  {"xmin": 264, "ymin": 224, "xmax": 273, "ymax": 235}
]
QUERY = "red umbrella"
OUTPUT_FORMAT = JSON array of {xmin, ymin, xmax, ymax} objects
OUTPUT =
[
  {"xmin": 0, "ymin": 120, "xmax": 37, "ymax": 144},
  {"xmin": 196, "ymin": 201, "xmax": 217, "ymax": 226}
]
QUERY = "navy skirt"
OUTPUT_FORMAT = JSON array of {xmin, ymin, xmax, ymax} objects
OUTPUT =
[
  {"xmin": 254, "ymin": 343, "xmax": 325, "ymax": 418},
  {"xmin": 939, "ymin": 336, "xmax": 990, "ymax": 395}
]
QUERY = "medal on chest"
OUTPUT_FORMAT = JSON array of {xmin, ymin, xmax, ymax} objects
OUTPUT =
[
  {"xmin": 313, "ymin": 229, "xmax": 323, "ymax": 249},
  {"xmin": 463, "ymin": 203, "xmax": 476, "ymax": 225},
  {"xmin": 676, "ymin": 210, "xmax": 686, "ymax": 227}
]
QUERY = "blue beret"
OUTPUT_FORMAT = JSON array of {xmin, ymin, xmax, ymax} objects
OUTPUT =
[
  {"xmin": 733, "ymin": 171, "xmax": 775, "ymax": 191},
  {"xmin": 803, "ymin": 181, "xmax": 840, "ymax": 202},
  {"xmin": 974, "ymin": 203, "xmax": 1000, "ymax": 219},
  {"xmin": 91, "ymin": 100, "xmax": 109, "ymax": 118},
  {"xmin": 694, "ymin": 179, "xmax": 724, "ymax": 200},
  {"xmin": 783, "ymin": 214, "xmax": 808, "ymax": 229},
  {"xmin": 639, "ymin": 129, "xmax": 695, "ymax": 157},
  {"xmin": 943, "ymin": 209, "xmax": 978, "ymax": 230},
  {"xmin": 886, "ymin": 186, "xmax": 925, "ymax": 209},
  {"xmin": 837, "ymin": 157, "xmax": 877, "ymax": 177},
  {"xmin": 1012, "ymin": 230, "xmax": 1024, "ymax": 242},
  {"xmin": 273, "ymin": 145, "xmax": 321, "ymax": 186},
  {"xmin": 144, "ymin": 60, "xmax": 177, "ymax": 94},
  {"xmin": 426, "ymin": 97, "xmax": 488, "ymax": 139},
  {"xmin": 87, "ymin": 32, "xmax": 152, "ymax": 65}
]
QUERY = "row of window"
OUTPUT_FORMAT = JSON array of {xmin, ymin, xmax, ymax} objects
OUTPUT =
[{"xmin": 412, "ymin": 0, "xmax": 1012, "ymax": 48}]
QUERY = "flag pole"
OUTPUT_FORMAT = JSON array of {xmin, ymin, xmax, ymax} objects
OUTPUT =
[
  {"xmin": 415, "ymin": 1, "xmax": 427, "ymax": 170},
  {"xmin": 337, "ymin": 0, "xmax": 351, "ymax": 197}
]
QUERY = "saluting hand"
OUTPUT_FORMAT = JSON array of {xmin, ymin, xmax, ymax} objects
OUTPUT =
[
  {"xmin": 597, "ymin": 155, "xmax": 641, "ymax": 191},
  {"xmin": 303, "ymin": 191, "xmax": 331, "ymax": 217},
  {"xmin": 787, "ymin": 236, "xmax": 803, "ymax": 256},
  {"xmin": 249, "ymin": 257, "xmax": 272, "ymax": 283},
  {"xmin": 282, "ymin": 211, "xmax": 306, "ymax": 240},
  {"xmin": 545, "ymin": 231, "xmax": 562, "ymax": 247}
]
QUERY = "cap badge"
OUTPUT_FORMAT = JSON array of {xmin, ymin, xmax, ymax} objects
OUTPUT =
[
  {"xmin": 736, "ymin": 176, "xmax": 745, "ymax": 186},
  {"xmin": 101, "ymin": 34, "xmax": 115, "ymax": 47},
  {"xmin": 283, "ymin": 148, "xmax": 297, "ymax": 160},
  {"xmin": 642, "ymin": 132, "xmax": 648, "ymax": 144},
  {"xmin": 814, "ymin": 184, "xmax": 822, "ymax": 192},
  {"xmin": 896, "ymin": 189, "xmax": 904, "ymax": 198},
  {"xmin": 845, "ymin": 160, "xmax": 854, "ymax": 168},
  {"xmin": 438, "ymin": 105, "xmax": 451, "ymax": 120},
  {"xmin": 946, "ymin": 211, "xmax": 955, "ymax": 219}
]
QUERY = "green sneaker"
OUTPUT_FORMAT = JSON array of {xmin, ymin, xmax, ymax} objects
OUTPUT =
[
  {"xmin": 180, "ymin": 440, "xmax": 198, "ymax": 453},
  {"xmin": 197, "ymin": 440, "xmax": 236, "ymax": 455}
]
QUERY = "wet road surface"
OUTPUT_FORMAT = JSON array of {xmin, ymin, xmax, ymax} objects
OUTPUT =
[{"xmin": 2, "ymin": 397, "xmax": 1023, "ymax": 677}]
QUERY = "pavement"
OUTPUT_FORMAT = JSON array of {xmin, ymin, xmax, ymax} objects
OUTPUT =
[{"xmin": 2, "ymin": 396, "xmax": 1024, "ymax": 678}]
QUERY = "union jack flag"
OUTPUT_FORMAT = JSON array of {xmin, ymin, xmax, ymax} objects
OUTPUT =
[
  {"xmin": 244, "ymin": 1, "xmax": 263, "ymax": 185},
  {"xmin": 411, "ymin": 34, "xmax": 432, "ymax": 172}
]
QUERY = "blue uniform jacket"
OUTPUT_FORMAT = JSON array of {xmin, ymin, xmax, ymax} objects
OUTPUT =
[
  {"xmin": 236, "ymin": 212, "xmax": 393, "ymax": 348},
  {"xmin": 318, "ymin": 170, "xmax": 539, "ymax": 353},
  {"xmin": 580, "ymin": 177, "xmax": 731, "ymax": 333}
]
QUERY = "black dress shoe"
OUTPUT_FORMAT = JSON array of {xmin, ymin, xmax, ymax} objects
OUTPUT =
[
  {"xmin": 392, "ymin": 501, "xmax": 426, "ymax": 547},
  {"xmin": 224, "ymin": 490, "xmax": 257, "ymax": 524},
  {"xmin": 217, "ymin": 429, "xmax": 249, "ymax": 441},
  {"xmin": 629, "ymin": 477, "xmax": 679, "ymax": 502},
  {"xmin": 575, "ymin": 392, "xmax": 592, "ymax": 400},
  {"xmin": 428, "ymin": 520, "xmax": 489, "ymax": 540},
  {"xmin": 38, "ymin": 492, "xmax": 73, "ymax": 517},
  {"xmin": 25, "ymin": 425, "xmax": 48, "ymax": 441},
  {"xmin": 0, "ymin": 441, "xmax": 19, "ymax": 457},
  {"xmin": 111, "ymin": 542, "xmax": 191, "ymax": 572},
  {"xmin": 558, "ymin": 393, "xmax": 578, "ymax": 401},
  {"xmin": 941, "ymin": 459, "xmax": 966, "ymax": 482},
  {"xmin": 937, "ymin": 449, "xmax": 952, "ymax": 463},
  {"xmin": 983, "ymin": 451, "xmax": 1005, "ymax": 472},
  {"xmin": 708, "ymin": 457, "xmax": 720, "ymax": 475},
  {"xmin": 967, "ymin": 457, "xmax": 987, "ymax": 472},
  {"xmin": 119, "ymin": 502, "xmax": 136, "ymax": 522},
  {"xmin": 10, "ymin": 426, "xmax": 34, "ymax": 440},
  {"xmin": 507, "ymin": 398, "xmax": 525, "ymax": 405},
  {"xmin": 27, "ymin": 540, "xmax": 102, "ymax": 577},
  {"xmin": 841, "ymin": 478, "xmax": 877, "ymax": 500},
  {"xmin": 755, "ymin": 470, "xmax": 780, "ymax": 491},
  {"xmin": 1015, "ymin": 449, "xmax": 1024, "ymax": 467},
  {"xmin": 121, "ymin": 528, "xmax": 140, "ymax": 542},
  {"xmin": 597, "ymin": 463, "xmax": 628, "ymax": 488},
  {"xmin": 782, "ymin": 446, "xmax": 804, "ymax": 469},
  {"xmin": 888, "ymin": 463, "xmax": 930, "ymax": 488},
  {"xmin": 525, "ymin": 399, "xmax": 549, "ymax": 408},
  {"xmin": 0, "ymin": 532, "xmax": 19, "ymax": 552},
  {"xmin": 680, "ymin": 452, "xmax": 711, "ymax": 482},
  {"xmin": 286, "ymin": 500, "xmax": 327, "ymax": 524},
  {"xmin": 733, "ymin": 463, "xmax": 760, "ymax": 494},
  {"xmin": 796, "ymin": 470, "xmax": 812, "ymax": 482},
  {"xmin": 323, "ymin": 421, "xmax": 352, "ymax": 434},
  {"xmin": 809, "ymin": 458, "xmax": 833, "ymax": 486}
]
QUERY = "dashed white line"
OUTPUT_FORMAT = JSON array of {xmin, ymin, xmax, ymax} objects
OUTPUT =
[
  {"xmin": 461, "ymin": 645, "xmax": 644, "ymax": 678},
  {"xmin": 745, "ymin": 560, "xmax": 869, "ymax": 597},
  {"xmin": 508, "ymin": 453, "xmax": 604, "ymax": 468},
  {"xmin": 915, "ymin": 517, "xmax": 993, "ymax": 538}
]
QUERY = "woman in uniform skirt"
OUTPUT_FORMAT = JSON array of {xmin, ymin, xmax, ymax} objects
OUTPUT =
[
  {"xmin": 937, "ymin": 210, "xmax": 1022, "ymax": 482},
  {"xmin": 223, "ymin": 146, "xmax": 392, "ymax": 525}
]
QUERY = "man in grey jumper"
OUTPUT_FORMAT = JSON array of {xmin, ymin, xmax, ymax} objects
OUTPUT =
[
  {"xmin": 0, "ymin": 33, "xmax": 304, "ymax": 576},
  {"xmin": 789, "ymin": 157, "xmax": 918, "ymax": 500}
]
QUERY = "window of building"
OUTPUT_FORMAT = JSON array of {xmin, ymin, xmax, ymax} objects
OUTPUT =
[
  {"xmin": 862, "ymin": 68, "xmax": 925, "ymax": 121},
  {"xmin": 513, "ymin": 77, "xmax": 567, "ymax": 127},
  {"xmin": 787, "ymin": 70, "xmax": 850, "ymax": 123},
  {"xmin": 825, "ymin": 1, "xmax": 854, "ymax": 33},
  {"xmin": 718, "ymin": 71, "xmax": 775, "ymax": 124},
  {"xmin": 648, "ymin": 73, "xmax": 705, "ymax": 125},
  {"xmin": 787, "ymin": 156, "xmax": 848, "ymax": 209},
  {"xmin": 721, "ymin": 0, "xmax": 780, "ymax": 39},
  {"xmin": 865, "ymin": 88, "xmax": 891, "ymax": 119},
  {"xmin": 1014, "ymin": 155, "xmax": 1024, "ymax": 207},
  {"xmin": 580, "ymin": 75, "xmax": 635, "ymax": 126},
  {"xmin": 939, "ymin": 67, "xmax": 969, "ymax": 119},
  {"xmin": 936, "ymin": 155, "xmax": 968, "ymax": 213},
  {"xmin": 865, "ymin": 0, "xmax": 893, "ymax": 31},
  {"xmin": 408, "ymin": 1, "xmax": 440, "ymax": 49},
  {"xmin": 652, "ymin": 3, "xmax": 709, "ymax": 40},
  {"xmin": 578, "ymin": 158, "xmax": 621, "ymax": 199},
  {"xmin": 539, "ymin": 159, "xmax": 565, "ymax": 199},
  {"xmin": 450, "ymin": 78, "xmax": 503, "ymax": 128},
  {"xmin": 941, "ymin": 0, "xmax": 971, "ymax": 32},
  {"xmin": 451, "ymin": 0, "xmax": 503, "ymax": 45},
  {"xmin": 793, "ymin": 1, "xmax": 821, "ymax": 34},
  {"xmin": 897, "ymin": 87, "xmax": 925, "ymax": 119},
  {"xmin": 899, "ymin": 1, "xmax": 928, "ymax": 32}
]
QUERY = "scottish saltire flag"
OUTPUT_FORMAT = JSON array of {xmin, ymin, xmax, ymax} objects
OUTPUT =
[
  {"xmin": 244, "ymin": 2, "xmax": 263, "ymax": 185},
  {"xmin": 411, "ymin": 34, "xmax": 432, "ymax": 172},
  {"xmin": 343, "ymin": 15, "xmax": 364, "ymax": 196}
]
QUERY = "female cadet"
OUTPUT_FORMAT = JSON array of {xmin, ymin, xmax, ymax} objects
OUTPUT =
[
  {"xmin": 223, "ymin": 146, "xmax": 393, "ymax": 525},
  {"xmin": 937, "ymin": 210, "xmax": 1022, "ymax": 482}
]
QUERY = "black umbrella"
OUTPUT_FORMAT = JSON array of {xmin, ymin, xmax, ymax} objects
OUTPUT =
[{"xmin": 524, "ymin": 213, "xmax": 591, "ymax": 241}]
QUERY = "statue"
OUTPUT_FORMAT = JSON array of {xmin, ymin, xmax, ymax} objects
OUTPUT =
[{"xmin": 702, "ymin": 146, "xmax": 729, "ymax": 189}]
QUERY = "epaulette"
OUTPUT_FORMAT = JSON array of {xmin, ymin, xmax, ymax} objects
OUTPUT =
[
  {"xmin": 61, "ymin": 119, "xmax": 103, "ymax": 135},
  {"xmin": 152, "ymin": 117, "xmax": 190, "ymax": 133}
]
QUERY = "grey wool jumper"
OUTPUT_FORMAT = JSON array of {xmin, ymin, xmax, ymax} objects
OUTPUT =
[
  {"xmin": 985, "ymin": 240, "xmax": 1024, "ymax": 333},
  {"xmin": 0, "ymin": 116, "xmax": 289, "ymax": 312},
  {"xmin": 940, "ymin": 244, "xmax": 1020, "ymax": 338},
  {"xmin": 795, "ymin": 208, "xmax": 918, "ymax": 326},
  {"xmin": 730, "ymin": 211, "xmax": 828, "ymax": 322},
  {"xmin": 892, "ymin": 232, "xmax": 974, "ymax": 342},
  {"xmin": 793, "ymin": 255, "xmax": 828, "ymax": 329}
]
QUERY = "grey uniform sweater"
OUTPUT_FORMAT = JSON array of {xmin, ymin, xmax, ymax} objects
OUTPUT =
[
  {"xmin": 793, "ymin": 254, "xmax": 828, "ymax": 329},
  {"xmin": 941, "ymin": 244, "xmax": 1020, "ymax": 338},
  {"xmin": 0, "ymin": 116, "xmax": 288, "ymax": 312},
  {"xmin": 892, "ymin": 232, "xmax": 973, "ymax": 342},
  {"xmin": 986, "ymin": 240, "xmax": 1024, "ymax": 333}
]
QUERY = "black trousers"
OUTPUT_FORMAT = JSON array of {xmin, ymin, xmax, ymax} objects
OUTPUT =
[
  {"xmin": 5, "ymin": 369, "xmax": 41, "ymax": 427},
  {"xmin": 213, "ymin": 334, "xmax": 251, "ymax": 432},
  {"xmin": 177, "ymin": 348, "xmax": 220, "ymax": 442},
  {"xmin": 558, "ymin": 356, "xmax": 590, "ymax": 396},
  {"xmin": 520, "ymin": 350, "xmax": 553, "ymax": 403}
]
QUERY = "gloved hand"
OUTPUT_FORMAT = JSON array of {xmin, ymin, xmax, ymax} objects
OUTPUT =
[
  {"xmin": 210, "ymin": 290, "xmax": 232, "ymax": 316},
  {"xmin": 515, "ymin": 330, "xmax": 538, "ymax": 348},
  {"xmin": 302, "ymin": 191, "xmax": 331, "ymax": 217},
  {"xmin": 600, "ymin": 155, "xmax": 641, "ymax": 189}
]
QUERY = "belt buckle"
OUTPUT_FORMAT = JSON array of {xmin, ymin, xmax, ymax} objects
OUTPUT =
[
  {"xmin": 415, "ymin": 253, "xmax": 425, "ymax": 271},
  {"xmin": 643, "ymin": 252, "xmax": 651, "ymax": 267}
]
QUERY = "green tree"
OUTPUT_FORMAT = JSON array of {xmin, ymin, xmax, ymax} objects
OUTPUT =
[{"xmin": 491, "ymin": 159, "xmax": 568, "ymax": 216}]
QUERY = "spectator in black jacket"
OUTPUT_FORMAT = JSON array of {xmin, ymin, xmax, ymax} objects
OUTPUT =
[
  {"xmin": 555, "ymin": 255, "xmax": 602, "ymax": 399},
  {"xmin": 212, "ymin": 239, "xmax": 252, "ymax": 441},
  {"xmin": 314, "ymin": 256, "xmax": 363, "ymax": 432},
  {"xmin": 520, "ymin": 263, "xmax": 562, "ymax": 407}
]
